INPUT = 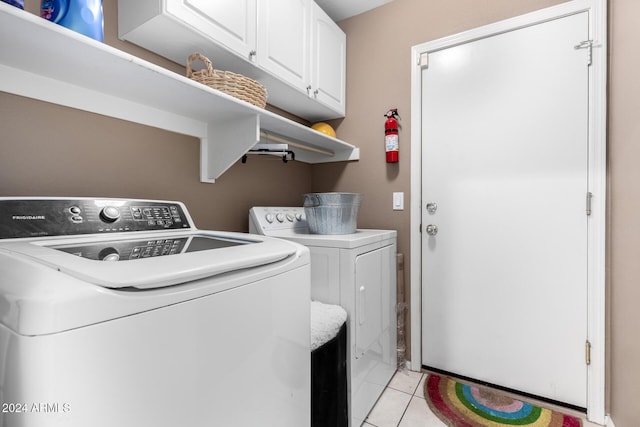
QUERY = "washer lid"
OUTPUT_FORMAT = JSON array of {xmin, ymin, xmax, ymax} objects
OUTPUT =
[
  {"xmin": 0, "ymin": 231, "xmax": 297, "ymax": 289},
  {"xmin": 262, "ymin": 228, "xmax": 397, "ymax": 249}
]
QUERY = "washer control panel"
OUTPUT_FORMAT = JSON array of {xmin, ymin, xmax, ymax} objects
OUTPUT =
[
  {"xmin": 56, "ymin": 237, "xmax": 189, "ymax": 261},
  {"xmin": 249, "ymin": 207, "xmax": 308, "ymax": 234},
  {"xmin": 51, "ymin": 234, "xmax": 245, "ymax": 262},
  {"xmin": 0, "ymin": 198, "xmax": 192, "ymax": 239}
]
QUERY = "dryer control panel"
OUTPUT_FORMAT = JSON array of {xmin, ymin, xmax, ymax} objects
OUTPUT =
[
  {"xmin": 249, "ymin": 206, "xmax": 308, "ymax": 234},
  {"xmin": 0, "ymin": 198, "xmax": 192, "ymax": 239}
]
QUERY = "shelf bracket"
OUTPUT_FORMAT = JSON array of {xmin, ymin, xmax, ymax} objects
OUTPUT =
[{"xmin": 200, "ymin": 114, "xmax": 260, "ymax": 183}]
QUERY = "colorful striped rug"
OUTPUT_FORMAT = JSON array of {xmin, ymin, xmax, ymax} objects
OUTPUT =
[{"xmin": 424, "ymin": 374, "xmax": 582, "ymax": 427}]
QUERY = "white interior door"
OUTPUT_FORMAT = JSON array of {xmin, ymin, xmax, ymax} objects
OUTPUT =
[{"xmin": 421, "ymin": 12, "xmax": 589, "ymax": 408}]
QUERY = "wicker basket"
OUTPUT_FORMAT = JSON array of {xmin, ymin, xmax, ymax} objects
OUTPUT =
[{"xmin": 186, "ymin": 53, "xmax": 267, "ymax": 108}]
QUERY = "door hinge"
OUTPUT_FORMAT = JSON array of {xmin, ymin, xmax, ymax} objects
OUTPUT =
[
  {"xmin": 585, "ymin": 340, "xmax": 592, "ymax": 365},
  {"xmin": 586, "ymin": 192, "xmax": 593, "ymax": 216},
  {"xmin": 418, "ymin": 52, "xmax": 429, "ymax": 68},
  {"xmin": 419, "ymin": 223, "xmax": 422, "ymax": 233},
  {"xmin": 574, "ymin": 40, "xmax": 593, "ymax": 66}
]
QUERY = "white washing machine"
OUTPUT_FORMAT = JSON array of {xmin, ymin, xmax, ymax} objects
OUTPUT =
[
  {"xmin": 0, "ymin": 198, "xmax": 311, "ymax": 427},
  {"xmin": 249, "ymin": 206, "xmax": 397, "ymax": 427}
]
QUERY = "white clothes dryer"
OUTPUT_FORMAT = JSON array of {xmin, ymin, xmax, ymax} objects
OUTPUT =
[
  {"xmin": 249, "ymin": 206, "xmax": 397, "ymax": 427},
  {"xmin": 0, "ymin": 198, "xmax": 311, "ymax": 427}
]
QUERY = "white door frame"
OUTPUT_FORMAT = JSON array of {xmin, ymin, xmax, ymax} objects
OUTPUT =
[{"xmin": 409, "ymin": 0, "xmax": 607, "ymax": 423}]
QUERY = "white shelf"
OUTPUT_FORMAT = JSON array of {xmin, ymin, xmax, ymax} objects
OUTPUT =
[{"xmin": 0, "ymin": 4, "xmax": 359, "ymax": 183}]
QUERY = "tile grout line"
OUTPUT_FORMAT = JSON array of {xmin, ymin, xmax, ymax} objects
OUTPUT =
[
  {"xmin": 396, "ymin": 384, "xmax": 419, "ymax": 427},
  {"xmin": 395, "ymin": 373, "xmax": 425, "ymax": 427},
  {"xmin": 366, "ymin": 371, "xmax": 426, "ymax": 427}
]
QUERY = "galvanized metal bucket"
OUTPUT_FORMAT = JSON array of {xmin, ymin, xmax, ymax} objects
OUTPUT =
[{"xmin": 303, "ymin": 192, "xmax": 362, "ymax": 234}]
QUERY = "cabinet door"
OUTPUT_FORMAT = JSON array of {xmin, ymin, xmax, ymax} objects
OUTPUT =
[
  {"xmin": 354, "ymin": 245, "xmax": 395, "ymax": 360},
  {"xmin": 257, "ymin": 0, "xmax": 311, "ymax": 92},
  {"xmin": 166, "ymin": 0, "xmax": 257, "ymax": 60},
  {"xmin": 311, "ymin": 2, "xmax": 346, "ymax": 114}
]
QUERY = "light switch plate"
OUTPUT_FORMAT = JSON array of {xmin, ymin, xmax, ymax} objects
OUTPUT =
[{"xmin": 393, "ymin": 192, "xmax": 404, "ymax": 210}]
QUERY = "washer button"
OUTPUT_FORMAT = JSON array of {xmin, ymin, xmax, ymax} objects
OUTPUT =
[
  {"xmin": 99, "ymin": 247, "xmax": 120, "ymax": 261},
  {"xmin": 100, "ymin": 206, "xmax": 121, "ymax": 223}
]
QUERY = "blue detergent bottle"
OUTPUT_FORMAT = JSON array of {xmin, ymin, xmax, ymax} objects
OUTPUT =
[
  {"xmin": 1, "ymin": 0, "xmax": 24, "ymax": 9},
  {"xmin": 41, "ymin": 0, "xmax": 103, "ymax": 42}
]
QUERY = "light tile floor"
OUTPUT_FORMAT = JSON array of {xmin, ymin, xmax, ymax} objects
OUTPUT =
[{"xmin": 363, "ymin": 370, "xmax": 603, "ymax": 427}]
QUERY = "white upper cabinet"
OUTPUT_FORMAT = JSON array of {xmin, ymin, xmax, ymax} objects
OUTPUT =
[
  {"xmin": 118, "ymin": 0, "xmax": 346, "ymax": 120},
  {"xmin": 118, "ymin": 0, "xmax": 258, "ymax": 70},
  {"xmin": 257, "ymin": 0, "xmax": 310, "ymax": 93},
  {"xmin": 310, "ymin": 2, "xmax": 346, "ymax": 115},
  {"xmin": 166, "ymin": 0, "xmax": 257, "ymax": 60}
]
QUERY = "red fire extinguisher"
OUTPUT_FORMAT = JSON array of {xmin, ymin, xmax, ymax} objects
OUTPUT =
[{"xmin": 384, "ymin": 109, "xmax": 400, "ymax": 163}]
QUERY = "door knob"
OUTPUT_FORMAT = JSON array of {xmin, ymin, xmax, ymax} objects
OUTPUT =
[
  {"xmin": 426, "ymin": 202, "xmax": 438, "ymax": 214},
  {"xmin": 426, "ymin": 224, "xmax": 438, "ymax": 236}
]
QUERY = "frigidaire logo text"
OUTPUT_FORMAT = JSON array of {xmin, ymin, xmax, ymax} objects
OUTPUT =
[{"xmin": 12, "ymin": 215, "xmax": 46, "ymax": 220}]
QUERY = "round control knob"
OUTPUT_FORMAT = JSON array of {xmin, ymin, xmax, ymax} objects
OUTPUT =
[
  {"xmin": 286, "ymin": 213, "xmax": 294, "ymax": 222},
  {"xmin": 276, "ymin": 213, "xmax": 285, "ymax": 223},
  {"xmin": 265, "ymin": 213, "xmax": 275, "ymax": 224},
  {"xmin": 295, "ymin": 213, "xmax": 303, "ymax": 221},
  {"xmin": 100, "ymin": 206, "xmax": 120, "ymax": 223},
  {"xmin": 98, "ymin": 247, "xmax": 120, "ymax": 262}
]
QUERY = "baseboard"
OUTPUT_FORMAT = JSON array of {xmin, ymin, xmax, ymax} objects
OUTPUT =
[{"xmin": 605, "ymin": 415, "xmax": 615, "ymax": 427}]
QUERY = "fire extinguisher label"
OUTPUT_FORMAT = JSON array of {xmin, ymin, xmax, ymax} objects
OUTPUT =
[{"xmin": 385, "ymin": 134, "xmax": 399, "ymax": 151}]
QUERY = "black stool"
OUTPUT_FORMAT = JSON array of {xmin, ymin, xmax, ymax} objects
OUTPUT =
[{"xmin": 311, "ymin": 303, "xmax": 348, "ymax": 427}]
